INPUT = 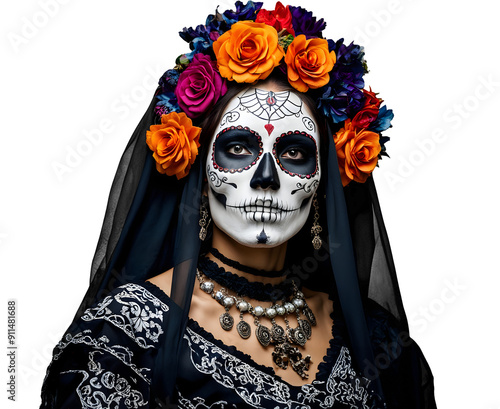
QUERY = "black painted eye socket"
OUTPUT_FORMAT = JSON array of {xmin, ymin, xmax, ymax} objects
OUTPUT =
[
  {"xmin": 274, "ymin": 132, "xmax": 318, "ymax": 177},
  {"xmin": 213, "ymin": 127, "xmax": 263, "ymax": 172}
]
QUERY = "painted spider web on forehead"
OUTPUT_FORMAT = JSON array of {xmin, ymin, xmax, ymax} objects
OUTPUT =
[{"xmin": 239, "ymin": 89, "xmax": 303, "ymax": 123}]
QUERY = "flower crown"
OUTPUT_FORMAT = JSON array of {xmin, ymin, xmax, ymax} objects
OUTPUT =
[{"xmin": 146, "ymin": 1, "xmax": 393, "ymax": 186}]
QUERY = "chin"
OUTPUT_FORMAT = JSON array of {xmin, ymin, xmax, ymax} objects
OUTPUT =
[{"xmin": 216, "ymin": 218, "xmax": 305, "ymax": 248}]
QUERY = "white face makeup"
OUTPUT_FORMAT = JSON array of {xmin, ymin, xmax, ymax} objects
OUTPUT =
[{"xmin": 206, "ymin": 87, "xmax": 321, "ymax": 247}]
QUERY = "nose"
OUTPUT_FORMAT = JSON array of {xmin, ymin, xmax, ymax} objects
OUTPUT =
[{"xmin": 250, "ymin": 153, "xmax": 280, "ymax": 190}]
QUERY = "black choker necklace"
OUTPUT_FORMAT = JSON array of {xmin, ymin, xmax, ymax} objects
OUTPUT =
[
  {"xmin": 209, "ymin": 247, "xmax": 287, "ymax": 278},
  {"xmin": 198, "ymin": 257, "xmax": 293, "ymax": 302}
]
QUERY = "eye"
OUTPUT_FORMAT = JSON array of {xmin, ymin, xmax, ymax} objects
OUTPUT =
[
  {"xmin": 227, "ymin": 144, "xmax": 252, "ymax": 156},
  {"xmin": 273, "ymin": 132, "xmax": 318, "ymax": 177},
  {"xmin": 281, "ymin": 148, "xmax": 305, "ymax": 160}
]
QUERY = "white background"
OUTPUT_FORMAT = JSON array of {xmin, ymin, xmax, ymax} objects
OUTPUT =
[{"xmin": 1, "ymin": 0, "xmax": 499, "ymax": 407}]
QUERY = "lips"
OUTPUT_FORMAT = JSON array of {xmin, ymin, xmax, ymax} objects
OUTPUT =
[{"xmin": 226, "ymin": 198, "xmax": 298, "ymax": 223}]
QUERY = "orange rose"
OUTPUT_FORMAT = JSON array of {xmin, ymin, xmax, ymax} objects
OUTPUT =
[
  {"xmin": 334, "ymin": 119, "xmax": 353, "ymax": 148},
  {"xmin": 213, "ymin": 21, "xmax": 284, "ymax": 83},
  {"xmin": 146, "ymin": 112, "xmax": 201, "ymax": 179},
  {"xmin": 285, "ymin": 35, "xmax": 336, "ymax": 92},
  {"xmin": 334, "ymin": 121, "xmax": 381, "ymax": 186}
]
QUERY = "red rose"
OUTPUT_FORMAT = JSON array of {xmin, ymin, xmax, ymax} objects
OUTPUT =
[
  {"xmin": 351, "ymin": 88, "xmax": 382, "ymax": 129},
  {"xmin": 351, "ymin": 106, "xmax": 379, "ymax": 129},
  {"xmin": 363, "ymin": 88, "xmax": 382, "ymax": 109},
  {"xmin": 256, "ymin": 1, "xmax": 295, "ymax": 35}
]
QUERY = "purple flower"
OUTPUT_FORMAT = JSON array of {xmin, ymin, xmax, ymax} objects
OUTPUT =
[
  {"xmin": 317, "ymin": 84, "xmax": 365, "ymax": 124},
  {"xmin": 158, "ymin": 69, "xmax": 180, "ymax": 94},
  {"xmin": 202, "ymin": 1, "xmax": 263, "ymax": 39},
  {"xmin": 209, "ymin": 31, "xmax": 220, "ymax": 41},
  {"xmin": 289, "ymin": 6, "xmax": 326, "ymax": 39},
  {"xmin": 223, "ymin": 1, "xmax": 263, "ymax": 24},
  {"xmin": 316, "ymin": 38, "xmax": 368, "ymax": 123},
  {"xmin": 205, "ymin": 10, "xmax": 230, "ymax": 37},
  {"xmin": 155, "ymin": 93, "xmax": 180, "ymax": 117},
  {"xmin": 328, "ymin": 39, "xmax": 366, "ymax": 87},
  {"xmin": 330, "ymin": 69, "xmax": 365, "ymax": 91},
  {"xmin": 179, "ymin": 24, "xmax": 209, "ymax": 44},
  {"xmin": 329, "ymin": 39, "xmax": 365, "ymax": 66},
  {"xmin": 174, "ymin": 54, "xmax": 227, "ymax": 118},
  {"xmin": 179, "ymin": 25, "xmax": 214, "ymax": 62}
]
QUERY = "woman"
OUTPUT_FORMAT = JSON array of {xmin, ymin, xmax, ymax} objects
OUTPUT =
[{"xmin": 40, "ymin": 2, "xmax": 436, "ymax": 408}]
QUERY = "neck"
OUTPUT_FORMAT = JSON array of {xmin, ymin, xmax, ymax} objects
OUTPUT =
[{"xmin": 209, "ymin": 225, "xmax": 288, "ymax": 285}]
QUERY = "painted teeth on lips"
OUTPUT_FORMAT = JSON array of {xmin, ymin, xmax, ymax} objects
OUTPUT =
[
  {"xmin": 244, "ymin": 204, "xmax": 280, "ymax": 214},
  {"xmin": 227, "ymin": 198, "xmax": 299, "ymax": 215},
  {"xmin": 248, "ymin": 211, "xmax": 281, "ymax": 223}
]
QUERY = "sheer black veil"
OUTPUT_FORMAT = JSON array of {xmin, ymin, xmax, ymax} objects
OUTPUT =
[{"xmin": 70, "ymin": 86, "xmax": 434, "ymax": 405}]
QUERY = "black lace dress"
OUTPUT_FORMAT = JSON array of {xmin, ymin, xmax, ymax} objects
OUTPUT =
[{"xmin": 40, "ymin": 282, "xmax": 430, "ymax": 408}]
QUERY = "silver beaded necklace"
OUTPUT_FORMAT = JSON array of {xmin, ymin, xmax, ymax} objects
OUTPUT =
[{"xmin": 196, "ymin": 269, "xmax": 317, "ymax": 379}]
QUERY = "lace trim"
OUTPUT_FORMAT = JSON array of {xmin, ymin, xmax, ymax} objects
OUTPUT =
[
  {"xmin": 183, "ymin": 323, "xmax": 379, "ymax": 408},
  {"xmin": 315, "ymin": 293, "xmax": 343, "ymax": 381},
  {"xmin": 187, "ymin": 318, "xmax": 277, "ymax": 377}
]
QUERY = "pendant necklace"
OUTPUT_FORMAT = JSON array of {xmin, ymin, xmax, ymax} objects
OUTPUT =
[{"xmin": 196, "ymin": 267, "xmax": 317, "ymax": 379}]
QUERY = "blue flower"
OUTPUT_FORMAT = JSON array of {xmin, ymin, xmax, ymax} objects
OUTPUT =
[
  {"xmin": 158, "ymin": 69, "xmax": 180, "ymax": 94},
  {"xmin": 223, "ymin": 1, "xmax": 263, "ymax": 24},
  {"xmin": 289, "ymin": 6, "xmax": 326, "ymax": 39},
  {"xmin": 180, "ymin": 24, "xmax": 208, "ymax": 43},
  {"xmin": 316, "ymin": 39, "xmax": 369, "ymax": 123},
  {"xmin": 317, "ymin": 85, "xmax": 365, "ymax": 124},
  {"xmin": 369, "ymin": 105, "xmax": 394, "ymax": 133},
  {"xmin": 179, "ymin": 24, "xmax": 215, "ymax": 60},
  {"xmin": 205, "ymin": 12, "xmax": 229, "ymax": 37},
  {"xmin": 379, "ymin": 135, "xmax": 390, "ymax": 157},
  {"xmin": 155, "ymin": 93, "xmax": 180, "ymax": 116}
]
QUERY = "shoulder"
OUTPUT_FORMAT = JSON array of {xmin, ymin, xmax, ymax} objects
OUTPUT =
[
  {"xmin": 147, "ymin": 268, "xmax": 173, "ymax": 297},
  {"xmin": 67, "ymin": 281, "xmax": 174, "ymax": 351},
  {"xmin": 41, "ymin": 282, "xmax": 173, "ymax": 408}
]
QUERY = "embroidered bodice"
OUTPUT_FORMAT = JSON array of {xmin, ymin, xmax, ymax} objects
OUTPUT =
[{"xmin": 40, "ymin": 282, "xmax": 396, "ymax": 408}]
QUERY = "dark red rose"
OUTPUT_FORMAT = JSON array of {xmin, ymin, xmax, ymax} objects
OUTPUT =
[{"xmin": 351, "ymin": 106, "xmax": 379, "ymax": 129}]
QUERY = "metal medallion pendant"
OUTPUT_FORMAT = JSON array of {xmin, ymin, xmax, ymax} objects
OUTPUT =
[
  {"xmin": 293, "ymin": 327, "xmax": 307, "ymax": 346},
  {"xmin": 219, "ymin": 312, "xmax": 234, "ymax": 331},
  {"xmin": 299, "ymin": 319, "xmax": 312, "ymax": 339},
  {"xmin": 256, "ymin": 324, "xmax": 272, "ymax": 347},
  {"xmin": 271, "ymin": 323, "xmax": 286, "ymax": 344},
  {"xmin": 303, "ymin": 306, "xmax": 316, "ymax": 326},
  {"xmin": 272, "ymin": 343, "xmax": 289, "ymax": 370},
  {"xmin": 291, "ymin": 354, "xmax": 312, "ymax": 380},
  {"xmin": 236, "ymin": 320, "xmax": 251, "ymax": 339}
]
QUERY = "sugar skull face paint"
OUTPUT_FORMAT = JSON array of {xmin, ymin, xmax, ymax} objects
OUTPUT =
[{"xmin": 206, "ymin": 87, "xmax": 321, "ymax": 247}]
